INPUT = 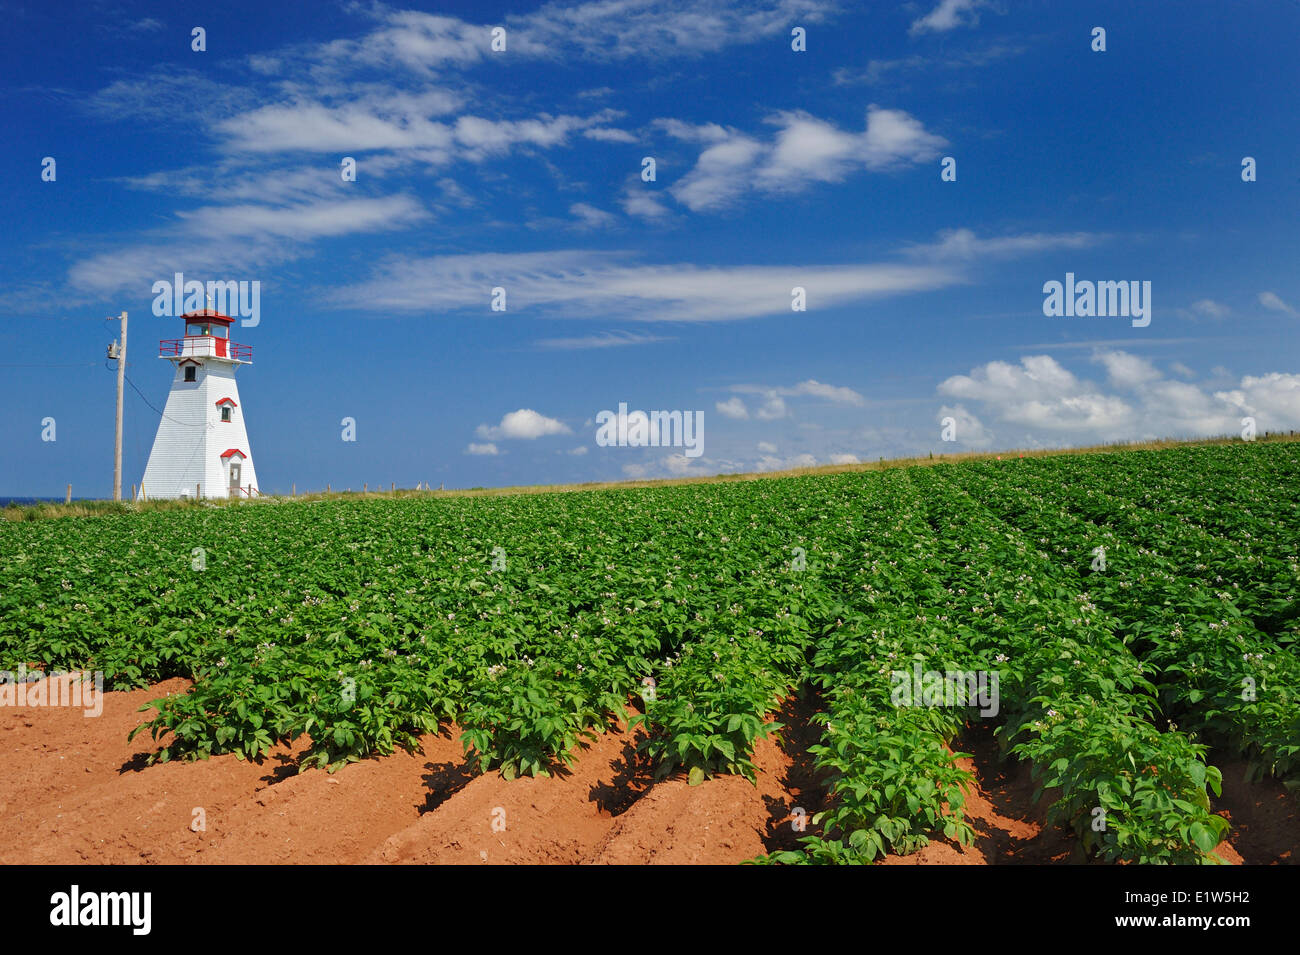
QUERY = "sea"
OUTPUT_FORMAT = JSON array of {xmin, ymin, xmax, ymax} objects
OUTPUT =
[{"xmin": 1, "ymin": 497, "xmax": 99, "ymax": 508}]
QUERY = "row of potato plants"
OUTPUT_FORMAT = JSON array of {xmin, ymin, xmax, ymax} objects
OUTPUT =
[
  {"xmin": 774, "ymin": 465, "xmax": 1231, "ymax": 864},
  {"xmin": 903, "ymin": 467, "xmax": 1231, "ymax": 863},
  {"xmin": 962, "ymin": 456, "xmax": 1300, "ymax": 783},
  {"xmin": 767, "ymin": 470, "xmax": 982, "ymax": 863}
]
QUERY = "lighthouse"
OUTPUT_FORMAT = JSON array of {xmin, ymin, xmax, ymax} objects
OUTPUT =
[{"xmin": 140, "ymin": 308, "xmax": 259, "ymax": 499}]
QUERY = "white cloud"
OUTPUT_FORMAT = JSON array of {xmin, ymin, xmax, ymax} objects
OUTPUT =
[
  {"xmin": 216, "ymin": 98, "xmax": 601, "ymax": 159},
  {"xmin": 620, "ymin": 186, "xmax": 672, "ymax": 220},
  {"xmin": 1189, "ymin": 298, "xmax": 1232, "ymax": 319},
  {"xmin": 249, "ymin": 3, "xmax": 844, "ymax": 79},
  {"xmin": 938, "ymin": 350, "xmax": 1300, "ymax": 443},
  {"xmin": 937, "ymin": 404, "xmax": 993, "ymax": 448},
  {"xmin": 476, "ymin": 409, "xmax": 571, "ymax": 440},
  {"xmin": 941, "ymin": 355, "xmax": 1082, "ymax": 405},
  {"xmin": 1215, "ymin": 373, "xmax": 1300, "ymax": 424},
  {"xmin": 621, "ymin": 451, "xmax": 719, "ymax": 480},
  {"xmin": 664, "ymin": 106, "xmax": 946, "ymax": 212},
  {"xmin": 755, "ymin": 452, "xmax": 818, "ymax": 472},
  {"xmin": 1094, "ymin": 350, "xmax": 1162, "ymax": 390},
  {"xmin": 716, "ymin": 397, "xmax": 750, "ymax": 419},
  {"xmin": 756, "ymin": 396, "xmax": 788, "ymax": 420},
  {"xmin": 757, "ymin": 441, "xmax": 778, "ymax": 453},
  {"xmin": 939, "ymin": 355, "xmax": 1132, "ymax": 434},
  {"xmin": 1259, "ymin": 291, "xmax": 1298, "ymax": 316},
  {"xmin": 788, "ymin": 379, "xmax": 865, "ymax": 405},
  {"xmin": 828, "ymin": 453, "xmax": 860, "ymax": 464},
  {"xmin": 583, "ymin": 127, "xmax": 638, "ymax": 143},
  {"xmin": 910, "ymin": 0, "xmax": 991, "ymax": 35},
  {"xmin": 465, "ymin": 442, "xmax": 500, "ymax": 455},
  {"xmin": 569, "ymin": 202, "xmax": 618, "ymax": 229},
  {"xmin": 669, "ymin": 132, "xmax": 765, "ymax": 210},
  {"xmin": 664, "ymin": 454, "xmax": 697, "ymax": 476}
]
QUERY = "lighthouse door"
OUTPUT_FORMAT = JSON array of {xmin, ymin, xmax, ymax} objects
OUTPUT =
[{"xmin": 229, "ymin": 460, "xmax": 241, "ymax": 496}]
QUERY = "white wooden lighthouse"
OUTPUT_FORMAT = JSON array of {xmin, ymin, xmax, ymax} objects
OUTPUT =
[{"xmin": 140, "ymin": 308, "xmax": 259, "ymax": 499}]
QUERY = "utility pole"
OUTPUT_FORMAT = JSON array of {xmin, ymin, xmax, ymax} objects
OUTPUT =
[{"xmin": 109, "ymin": 311, "xmax": 127, "ymax": 500}]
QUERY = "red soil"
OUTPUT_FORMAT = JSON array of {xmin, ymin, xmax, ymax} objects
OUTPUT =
[{"xmin": 1, "ymin": 679, "xmax": 1292, "ymax": 865}]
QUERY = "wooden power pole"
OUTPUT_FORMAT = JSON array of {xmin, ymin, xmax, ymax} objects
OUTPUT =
[{"xmin": 111, "ymin": 311, "xmax": 127, "ymax": 501}]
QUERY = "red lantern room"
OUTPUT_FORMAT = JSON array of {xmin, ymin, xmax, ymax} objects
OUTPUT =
[{"xmin": 158, "ymin": 308, "xmax": 252, "ymax": 363}]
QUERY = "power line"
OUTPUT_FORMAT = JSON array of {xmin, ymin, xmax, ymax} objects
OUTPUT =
[
  {"xmin": 127, "ymin": 374, "xmax": 212, "ymax": 429},
  {"xmin": 114, "ymin": 362, "xmax": 212, "ymax": 430}
]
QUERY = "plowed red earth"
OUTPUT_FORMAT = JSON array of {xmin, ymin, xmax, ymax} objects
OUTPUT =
[{"xmin": 1, "ymin": 679, "xmax": 1294, "ymax": 865}]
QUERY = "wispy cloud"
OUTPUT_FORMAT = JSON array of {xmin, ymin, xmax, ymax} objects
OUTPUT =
[
  {"xmin": 903, "ymin": 228, "xmax": 1105, "ymax": 261},
  {"xmin": 535, "ymin": 330, "xmax": 673, "ymax": 350},
  {"xmin": 1011, "ymin": 337, "xmax": 1217, "ymax": 350},
  {"xmin": 332, "ymin": 249, "xmax": 960, "ymax": 321},
  {"xmin": 729, "ymin": 379, "xmax": 866, "ymax": 406},
  {"xmin": 226, "ymin": 1, "xmax": 845, "ymax": 87},
  {"xmin": 215, "ymin": 99, "xmax": 606, "ymax": 159},
  {"xmin": 176, "ymin": 195, "xmax": 429, "ymax": 239},
  {"xmin": 834, "ymin": 42, "xmax": 1025, "ymax": 86},
  {"xmin": 65, "ymin": 194, "xmax": 430, "ymax": 296}
]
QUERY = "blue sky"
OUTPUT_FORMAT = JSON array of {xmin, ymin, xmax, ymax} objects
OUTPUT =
[{"xmin": 5, "ymin": 0, "xmax": 1300, "ymax": 496}]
